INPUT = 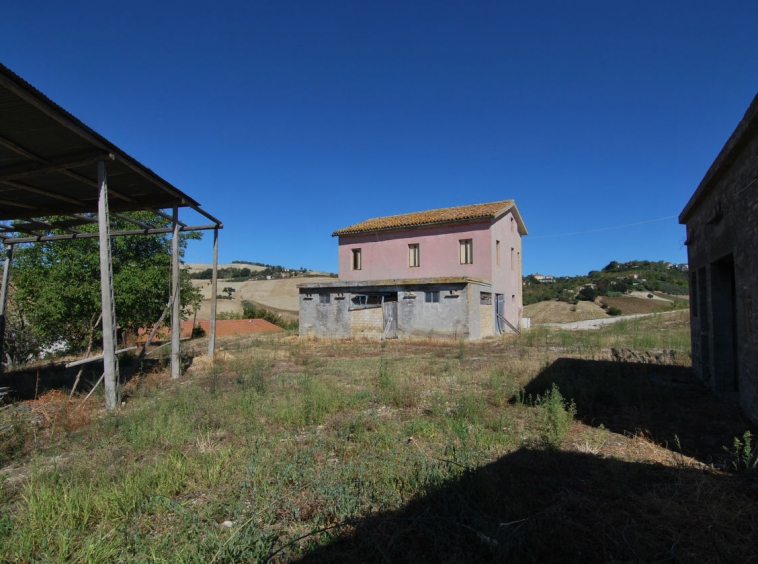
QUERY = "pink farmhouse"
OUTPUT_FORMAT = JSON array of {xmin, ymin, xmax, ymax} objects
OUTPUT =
[{"xmin": 299, "ymin": 200, "xmax": 528, "ymax": 340}]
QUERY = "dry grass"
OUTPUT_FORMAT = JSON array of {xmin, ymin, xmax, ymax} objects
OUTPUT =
[
  {"xmin": 1, "ymin": 310, "xmax": 757, "ymax": 563},
  {"xmin": 523, "ymin": 299, "xmax": 606, "ymax": 323},
  {"xmin": 600, "ymin": 295, "xmax": 677, "ymax": 315}
]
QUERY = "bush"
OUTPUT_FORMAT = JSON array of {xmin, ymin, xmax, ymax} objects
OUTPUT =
[
  {"xmin": 577, "ymin": 287, "xmax": 597, "ymax": 302},
  {"xmin": 191, "ymin": 324, "xmax": 206, "ymax": 338},
  {"xmin": 533, "ymin": 384, "xmax": 576, "ymax": 449},
  {"xmin": 241, "ymin": 301, "xmax": 298, "ymax": 331},
  {"xmin": 607, "ymin": 307, "xmax": 622, "ymax": 316}
]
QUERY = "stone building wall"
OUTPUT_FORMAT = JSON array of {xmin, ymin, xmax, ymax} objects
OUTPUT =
[{"xmin": 681, "ymin": 95, "xmax": 758, "ymax": 424}]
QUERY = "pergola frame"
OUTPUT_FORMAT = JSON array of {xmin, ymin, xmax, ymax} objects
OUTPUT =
[{"xmin": 0, "ymin": 63, "xmax": 223, "ymax": 409}]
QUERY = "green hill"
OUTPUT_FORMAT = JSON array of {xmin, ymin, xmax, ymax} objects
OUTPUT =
[{"xmin": 524, "ymin": 260, "xmax": 689, "ymax": 306}]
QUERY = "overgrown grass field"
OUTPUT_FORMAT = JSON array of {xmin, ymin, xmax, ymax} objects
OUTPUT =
[{"xmin": 1, "ymin": 311, "xmax": 757, "ymax": 562}]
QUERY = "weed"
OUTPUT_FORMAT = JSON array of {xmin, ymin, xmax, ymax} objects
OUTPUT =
[
  {"xmin": 533, "ymin": 384, "xmax": 576, "ymax": 449},
  {"xmin": 487, "ymin": 368, "xmax": 518, "ymax": 407},
  {"xmin": 723, "ymin": 431, "xmax": 758, "ymax": 472},
  {"xmin": 0, "ymin": 412, "xmax": 32, "ymax": 465}
]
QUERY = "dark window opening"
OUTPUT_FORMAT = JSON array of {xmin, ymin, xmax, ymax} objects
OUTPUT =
[
  {"xmin": 319, "ymin": 293, "xmax": 330, "ymax": 304},
  {"xmin": 350, "ymin": 292, "xmax": 397, "ymax": 308},
  {"xmin": 425, "ymin": 291, "xmax": 440, "ymax": 303}
]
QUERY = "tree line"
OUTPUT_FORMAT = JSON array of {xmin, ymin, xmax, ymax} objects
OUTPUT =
[
  {"xmin": 2, "ymin": 212, "xmax": 201, "ymax": 366},
  {"xmin": 523, "ymin": 260, "xmax": 689, "ymax": 306}
]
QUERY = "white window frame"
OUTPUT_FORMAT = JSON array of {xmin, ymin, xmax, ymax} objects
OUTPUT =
[
  {"xmin": 408, "ymin": 243, "xmax": 420, "ymax": 267},
  {"xmin": 459, "ymin": 239, "xmax": 473, "ymax": 264}
]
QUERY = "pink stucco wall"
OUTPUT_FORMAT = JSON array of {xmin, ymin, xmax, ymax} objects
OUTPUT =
[
  {"xmin": 337, "ymin": 220, "xmax": 493, "ymax": 282},
  {"xmin": 337, "ymin": 211, "xmax": 523, "ymax": 323},
  {"xmin": 489, "ymin": 212, "xmax": 523, "ymax": 323}
]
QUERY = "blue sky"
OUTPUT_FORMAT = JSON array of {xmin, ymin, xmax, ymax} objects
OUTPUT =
[{"xmin": 3, "ymin": 1, "xmax": 757, "ymax": 276}]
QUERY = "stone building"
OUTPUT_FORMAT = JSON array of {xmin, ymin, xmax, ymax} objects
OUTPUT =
[
  {"xmin": 679, "ymin": 93, "xmax": 758, "ymax": 424},
  {"xmin": 300, "ymin": 200, "xmax": 528, "ymax": 340}
]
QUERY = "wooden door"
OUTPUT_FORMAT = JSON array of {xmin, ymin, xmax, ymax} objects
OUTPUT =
[{"xmin": 382, "ymin": 301, "xmax": 398, "ymax": 339}]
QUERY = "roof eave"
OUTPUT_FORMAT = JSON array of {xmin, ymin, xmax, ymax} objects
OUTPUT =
[
  {"xmin": 679, "ymin": 92, "xmax": 758, "ymax": 224},
  {"xmin": 332, "ymin": 216, "xmax": 494, "ymax": 237}
]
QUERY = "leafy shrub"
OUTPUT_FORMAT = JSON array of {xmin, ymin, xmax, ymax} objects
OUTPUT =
[
  {"xmin": 241, "ymin": 301, "xmax": 298, "ymax": 330},
  {"xmin": 577, "ymin": 287, "xmax": 597, "ymax": 301},
  {"xmin": 723, "ymin": 431, "xmax": 758, "ymax": 472},
  {"xmin": 607, "ymin": 307, "xmax": 622, "ymax": 316},
  {"xmin": 533, "ymin": 384, "xmax": 576, "ymax": 448},
  {"xmin": 191, "ymin": 324, "xmax": 206, "ymax": 338}
]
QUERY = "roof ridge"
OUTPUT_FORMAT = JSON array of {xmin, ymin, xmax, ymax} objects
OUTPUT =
[{"xmin": 332, "ymin": 199, "xmax": 515, "ymax": 236}]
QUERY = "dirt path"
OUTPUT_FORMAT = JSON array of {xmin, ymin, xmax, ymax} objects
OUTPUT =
[{"xmin": 541, "ymin": 310, "xmax": 682, "ymax": 330}]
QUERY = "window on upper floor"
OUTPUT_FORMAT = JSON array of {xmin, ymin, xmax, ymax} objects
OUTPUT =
[
  {"xmin": 511, "ymin": 247, "xmax": 515, "ymax": 270},
  {"xmin": 352, "ymin": 248, "xmax": 362, "ymax": 270},
  {"xmin": 409, "ymin": 243, "xmax": 420, "ymax": 267},
  {"xmin": 496, "ymin": 240, "xmax": 501, "ymax": 266},
  {"xmin": 460, "ymin": 239, "xmax": 473, "ymax": 264}
]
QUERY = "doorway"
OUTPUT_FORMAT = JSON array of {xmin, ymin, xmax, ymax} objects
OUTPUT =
[
  {"xmin": 495, "ymin": 294, "xmax": 505, "ymax": 333},
  {"xmin": 710, "ymin": 255, "xmax": 738, "ymax": 393}
]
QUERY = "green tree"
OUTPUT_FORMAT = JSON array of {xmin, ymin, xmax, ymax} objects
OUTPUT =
[
  {"xmin": 577, "ymin": 286, "xmax": 597, "ymax": 301},
  {"xmin": 8, "ymin": 212, "xmax": 201, "ymax": 355}
]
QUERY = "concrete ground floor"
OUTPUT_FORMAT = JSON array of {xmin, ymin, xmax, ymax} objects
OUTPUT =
[{"xmin": 298, "ymin": 277, "xmax": 520, "ymax": 340}]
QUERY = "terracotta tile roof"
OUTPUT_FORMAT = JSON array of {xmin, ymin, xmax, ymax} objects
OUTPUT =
[{"xmin": 332, "ymin": 200, "xmax": 517, "ymax": 236}]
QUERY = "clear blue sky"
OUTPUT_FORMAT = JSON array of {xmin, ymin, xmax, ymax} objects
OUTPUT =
[{"xmin": 3, "ymin": 1, "xmax": 757, "ymax": 276}]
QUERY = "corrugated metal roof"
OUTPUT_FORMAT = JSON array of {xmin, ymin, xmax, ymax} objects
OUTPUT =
[
  {"xmin": 0, "ymin": 62, "xmax": 219, "ymax": 224},
  {"xmin": 332, "ymin": 200, "xmax": 527, "ymax": 236}
]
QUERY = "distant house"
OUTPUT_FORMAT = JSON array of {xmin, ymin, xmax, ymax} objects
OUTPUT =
[
  {"xmin": 531, "ymin": 273, "xmax": 554, "ymax": 283},
  {"xmin": 679, "ymin": 93, "xmax": 758, "ymax": 424},
  {"xmin": 299, "ymin": 200, "xmax": 528, "ymax": 340}
]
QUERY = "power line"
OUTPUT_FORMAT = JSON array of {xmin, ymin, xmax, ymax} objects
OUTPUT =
[{"xmin": 529, "ymin": 215, "xmax": 679, "ymax": 240}]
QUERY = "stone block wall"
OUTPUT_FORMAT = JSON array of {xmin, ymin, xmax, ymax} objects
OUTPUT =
[{"xmin": 683, "ymin": 105, "xmax": 758, "ymax": 424}]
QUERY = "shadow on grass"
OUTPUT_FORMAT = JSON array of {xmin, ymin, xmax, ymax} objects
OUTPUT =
[
  {"xmin": 291, "ymin": 447, "xmax": 757, "ymax": 563},
  {"xmin": 0, "ymin": 355, "xmax": 177, "ymax": 402},
  {"xmin": 520, "ymin": 358, "xmax": 755, "ymax": 465}
]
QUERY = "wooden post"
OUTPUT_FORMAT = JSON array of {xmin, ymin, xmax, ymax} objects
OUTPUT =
[
  {"xmin": 98, "ymin": 161, "xmax": 120, "ymax": 409},
  {"xmin": 171, "ymin": 205, "xmax": 181, "ymax": 379},
  {"xmin": 208, "ymin": 226, "xmax": 218, "ymax": 359},
  {"xmin": 0, "ymin": 245, "xmax": 13, "ymax": 378}
]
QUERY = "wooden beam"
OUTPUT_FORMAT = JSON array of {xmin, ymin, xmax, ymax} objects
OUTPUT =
[
  {"xmin": 0, "ymin": 224, "xmax": 218, "ymax": 244},
  {"xmin": 0, "ymin": 223, "xmax": 42, "ymax": 236},
  {"xmin": 189, "ymin": 204, "xmax": 223, "ymax": 227},
  {"xmin": 209, "ymin": 226, "xmax": 218, "ymax": 359},
  {"xmin": 111, "ymin": 212, "xmax": 152, "ymax": 229},
  {"xmin": 0, "ymin": 178, "xmax": 94, "ymax": 207},
  {"xmin": 0, "ymin": 134, "xmax": 45, "ymax": 162},
  {"xmin": 65, "ymin": 346, "xmax": 137, "ymax": 368},
  {"xmin": 0, "ymin": 153, "xmax": 113, "ymax": 182},
  {"xmin": 153, "ymin": 208, "xmax": 187, "ymax": 227},
  {"xmin": 0, "ymin": 198, "xmax": 38, "ymax": 210},
  {"xmin": 97, "ymin": 161, "xmax": 120, "ymax": 409},
  {"xmin": 0, "ymin": 245, "xmax": 13, "ymax": 378},
  {"xmin": 14, "ymin": 218, "xmax": 81, "ymax": 235},
  {"xmin": 170, "ymin": 206, "xmax": 181, "ymax": 379}
]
